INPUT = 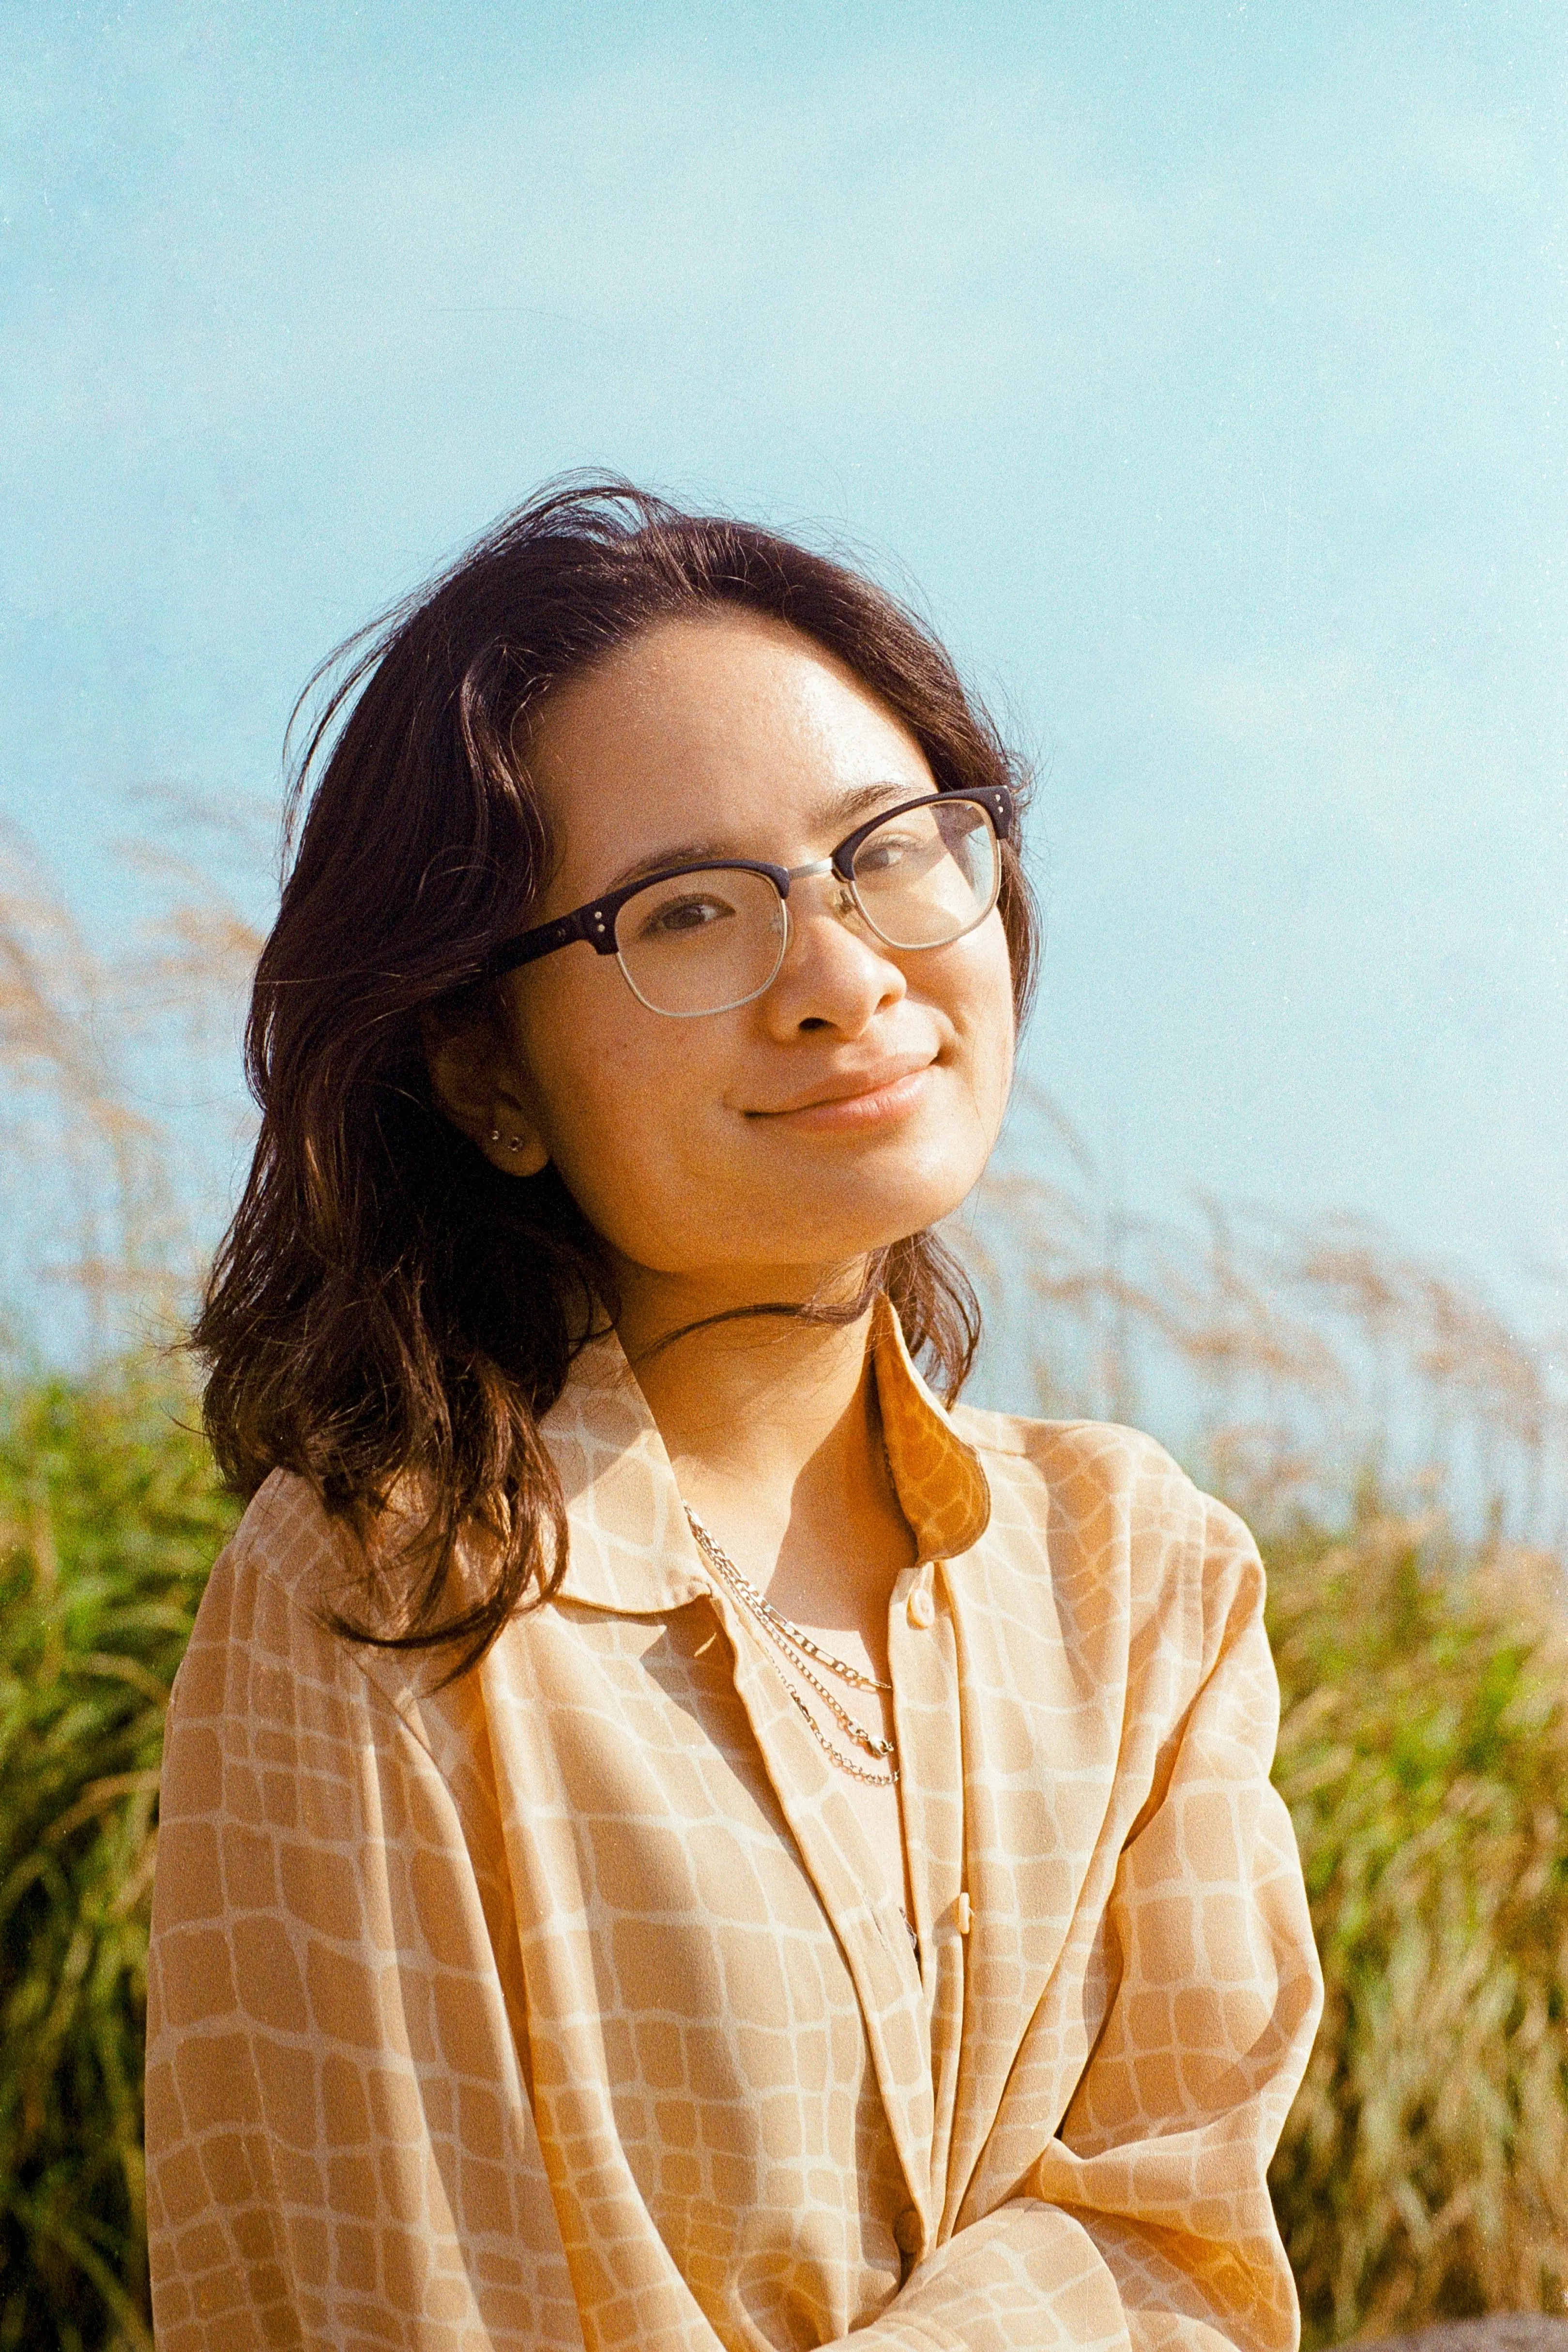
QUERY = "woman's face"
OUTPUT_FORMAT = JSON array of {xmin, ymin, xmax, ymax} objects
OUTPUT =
[{"xmin": 471, "ymin": 611, "xmax": 1015, "ymax": 1295}]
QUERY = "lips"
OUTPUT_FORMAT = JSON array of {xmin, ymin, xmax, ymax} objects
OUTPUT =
[{"xmin": 746, "ymin": 1054, "xmax": 936, "ymax": 1118}]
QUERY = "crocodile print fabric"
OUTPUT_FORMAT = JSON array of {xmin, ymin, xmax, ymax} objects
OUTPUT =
[{"xmin": 146, "ymin": 1301, "xmax": 1322, "ymax": 2351}]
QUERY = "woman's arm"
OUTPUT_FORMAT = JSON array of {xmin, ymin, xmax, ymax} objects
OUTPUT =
[
  {"xmin": 819, "ymin": 1492, "xmax": 1322, "ymax": 2352},
  {"xmin": 145, "ymin": 1510, "xmax": 583, "ymax": 2352}
]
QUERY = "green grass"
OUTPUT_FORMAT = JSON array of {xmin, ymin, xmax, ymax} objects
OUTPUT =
[
  {"xmin": 0, "ymin": 1364, "xmax": 1564, "ymax": 2349},
  {"xmin": 0, "ymin": 1367, "xmax": 238, "ymax": 2352},
  {"xmin": 1268, "ymin": 1508, "xmax": 1568, "ymax": 2342}
]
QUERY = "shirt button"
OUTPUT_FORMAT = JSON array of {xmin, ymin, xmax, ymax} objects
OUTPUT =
[
  {"xmin": 892, "ymin": 2206, "xmax": 923, "ymax": 2256},
  {"xmin": 905, "ymin": 1587, "xmax": 936, "ymax": 1630}
]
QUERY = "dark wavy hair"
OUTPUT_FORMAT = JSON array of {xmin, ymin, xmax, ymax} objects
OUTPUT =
[{"xmin": 193, "ymin": 480, "xmax": 1040, "ymax": 1673}]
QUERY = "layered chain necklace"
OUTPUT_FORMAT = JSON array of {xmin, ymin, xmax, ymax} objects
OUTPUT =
[{"xmin": 683, "ymin": 1508, "xmax": 900, "ymax": 1787}]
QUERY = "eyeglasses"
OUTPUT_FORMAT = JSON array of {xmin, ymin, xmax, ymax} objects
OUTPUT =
[{"xmin": 484, "ymin": 786, "xmax": 1016, "ymax": 1019}]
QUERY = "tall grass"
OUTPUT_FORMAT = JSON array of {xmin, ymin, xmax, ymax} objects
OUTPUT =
[
  {"xmin": 0, "ymin": 1368, "xmax": 238, "ymax": 2352},
  {"xmin": 965, "ymin": 1080, "xmax": 1568, "ymax": 1553},
  {"xmin": 0, "ymin": 807, "xmax": 264, "ymax": 1370},
  {"xmin": 1268, "ymin": 1514, "xmax": 1568, "ymax": 2340},
  {"xmin": 0, "ymin": 825, "xmax": 1565, "ymax": 2347}
]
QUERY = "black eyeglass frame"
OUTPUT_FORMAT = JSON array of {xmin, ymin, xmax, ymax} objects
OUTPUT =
[{"xmin": 482, "ymin": 785, "xmax": 1017, "ymax": 988}]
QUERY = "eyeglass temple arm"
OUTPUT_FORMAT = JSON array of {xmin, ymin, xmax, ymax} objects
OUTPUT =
[{"xmin": 486, "ymin": 899, "xmax": 623, "ymax": 980}]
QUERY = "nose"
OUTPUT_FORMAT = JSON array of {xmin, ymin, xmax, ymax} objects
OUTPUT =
[{"xmin": 759, "ymin": 870, "xmax": 907, "ymax": 1036}]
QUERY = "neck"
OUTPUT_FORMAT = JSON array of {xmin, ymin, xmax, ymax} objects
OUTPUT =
[
  {"xmin": 611, "ymin": 1259, "xmax": 915, "ymax": 1624},
  {"xmin": 614, "ymin": 1259, "xmax": 877, "ymax": 1504}
]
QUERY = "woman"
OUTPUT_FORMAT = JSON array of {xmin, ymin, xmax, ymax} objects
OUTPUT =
[{"xmin": 147, "ymin": 482, "xmax": 1321, "ymax": 2352}]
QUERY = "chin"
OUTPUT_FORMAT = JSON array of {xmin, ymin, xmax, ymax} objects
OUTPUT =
[{"xmin": 770, "ymin": 1178, "xmax": 980, "ymax": 1268}]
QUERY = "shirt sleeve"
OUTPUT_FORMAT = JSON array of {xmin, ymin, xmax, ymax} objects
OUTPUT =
[
  {"xmin": 144, "ymin": 1523, "xmax": 584, "ymax": 2352},
  {"xmin": 819, "ymin": 1492, "xmax": 1323, "ymax": 2352}
]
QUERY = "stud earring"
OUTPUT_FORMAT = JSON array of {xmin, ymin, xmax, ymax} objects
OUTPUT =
[{"xmin": 488, "ymin": 1125, "xmax": 501, "ymax": 1145}]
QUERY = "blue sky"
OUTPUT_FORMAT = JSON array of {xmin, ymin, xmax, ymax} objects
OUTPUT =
[{"xmin": 3, "ymin": 0, "xmax": 1566, "ymax": 1335}]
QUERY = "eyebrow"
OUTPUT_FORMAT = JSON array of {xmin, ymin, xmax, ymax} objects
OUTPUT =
[{"xmin": 598, "ymin": 780, "xmax": 926, "ymax": 898}]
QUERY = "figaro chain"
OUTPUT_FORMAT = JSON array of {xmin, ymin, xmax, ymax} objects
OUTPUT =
[{"xmin": 683, "ymin": 1507, "xmax": 901, "ymax": 1788}]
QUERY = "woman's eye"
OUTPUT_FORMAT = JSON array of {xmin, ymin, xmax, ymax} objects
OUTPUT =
[
  {"xmin": 637, "ymin": 894, "xmax": 737, "ymax": 942},
  {"xmin": 856, "ymin": 832, "xmax": 921, "ymax": 874}
]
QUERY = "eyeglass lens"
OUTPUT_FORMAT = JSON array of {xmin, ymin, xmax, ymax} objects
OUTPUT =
[
  {"xmin": 613, "ymin": 797, "xmax": 1001, "ymax": 1017},
  {"xmin": 615, "ymin": 867, "xmax": 789, "ymax": 1018},
  {"xmin": 849, "ymin": 796, "xmax": 998, "ymax": 950}
]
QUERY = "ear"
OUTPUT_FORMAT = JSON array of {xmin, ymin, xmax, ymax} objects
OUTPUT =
[{"xmin": 420, "ymin": 999, "xmax": 551, "ymax": 1177}]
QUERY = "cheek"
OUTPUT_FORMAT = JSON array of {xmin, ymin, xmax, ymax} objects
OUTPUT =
[
  {"xmin": 510, "ymin": 979, "xmax": 722, "ymax": 1243},
  {"xmin": 954, "ymin": 922, "xmax": 1017, "ymax": 1127}
]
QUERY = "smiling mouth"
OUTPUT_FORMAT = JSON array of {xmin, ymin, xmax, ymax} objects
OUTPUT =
[{"xmin": 746, "ymin": 1063, "xmax": 936, "ymax": 1130}]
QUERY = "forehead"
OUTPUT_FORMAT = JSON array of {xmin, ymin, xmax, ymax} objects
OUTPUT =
[{"xmin": 520, "ymin": 611, "xmax": 933, "ymax": 883}]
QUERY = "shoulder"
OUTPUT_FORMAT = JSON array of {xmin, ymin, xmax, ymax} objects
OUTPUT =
[
  {"xmin": 950, "ymin": 1402, "xmax": 1264, "ymax": 1642},
  {"xmin": 953, "ymin": 1399, "xmax": 1205, "ymax": 1532},
  {"xmin": 185, "ymin": 1466, "xmax": 361, "ymax": 1654},
  {"xmin": 172, "ymin": 1468, "xmax": 433, "ymax": 1754}
]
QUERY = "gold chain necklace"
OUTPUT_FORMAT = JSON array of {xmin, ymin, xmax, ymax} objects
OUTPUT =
[{"xmin": 684, "ymin": 1508, "xmax": 900, "ymax": 1788}]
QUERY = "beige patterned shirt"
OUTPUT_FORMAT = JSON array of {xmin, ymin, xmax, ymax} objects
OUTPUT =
[{"xmin": 146, "ymin": 1302, "xmax": 1322, "ymax": 2352}]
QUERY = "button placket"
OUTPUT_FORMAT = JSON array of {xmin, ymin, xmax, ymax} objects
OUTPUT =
[{"xmin": 887, "ymin": 1558, "xmax": 969, "ymax": 2228}]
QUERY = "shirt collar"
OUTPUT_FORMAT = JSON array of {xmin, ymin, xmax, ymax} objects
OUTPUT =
[
  {"xmin": 542, "ymin": 1295, "xmax": 992, "ymax": 1617},
  {"xmin": 870, "ymin": 1295, "xmax": 992, "ymax": 1561}
]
